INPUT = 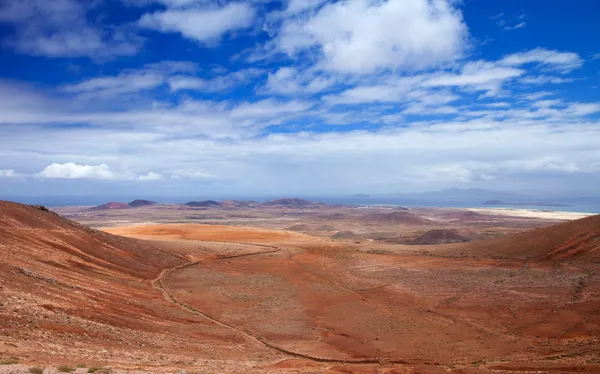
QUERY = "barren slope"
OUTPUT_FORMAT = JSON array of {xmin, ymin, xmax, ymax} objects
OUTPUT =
[
  {"xmin": 459, "ymin": 214, "xmax": 600, "ymax": 262},
  {"xmin": 0, "ymin": 201, "xmax": 281, "ymax": 370}
]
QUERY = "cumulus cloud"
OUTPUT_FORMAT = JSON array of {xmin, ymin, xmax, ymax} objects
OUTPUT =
[
  {"xmin": 139, "ymin": 3, "xmax": 256, "ymax": 45},
  {"xmin": 36, "ymin": 162, "xmax": 167, "ymax": 181},
  {"xmin": 278, "ymin": 0, "xmax": 468, "ymax": 73},
  {"xmin": 38, "ymin": 163, "xmax": 116, "ymax": 180}
]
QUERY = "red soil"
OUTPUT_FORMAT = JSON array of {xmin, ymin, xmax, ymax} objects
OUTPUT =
[
  {"xmin": 104, "ymin": 223, "xmax": 299, "ymax": 243},
  {"xmin": 2, "ymin": 201, "xmax": 600, "ymax": 373},
  {"xmin": 362, "ymin": 211, "xmax": 432, "ymax": 225}
]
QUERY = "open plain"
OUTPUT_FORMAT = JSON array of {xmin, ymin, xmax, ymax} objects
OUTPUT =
[{"xmin": 1, "ymin": 200, "xmax": 599, "ymax": 373}]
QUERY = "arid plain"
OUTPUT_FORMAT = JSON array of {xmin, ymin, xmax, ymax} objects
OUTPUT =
[{"xmin": 1, "ymin": 199, "xmax": 599, "ymax": 373}]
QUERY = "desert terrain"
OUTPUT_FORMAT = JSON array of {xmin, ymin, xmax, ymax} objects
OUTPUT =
[{"xmin": 1, "ymin": 199, "xmax": 599, "ymax": 373}]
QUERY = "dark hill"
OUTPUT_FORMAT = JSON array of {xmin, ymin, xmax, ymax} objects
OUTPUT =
[
  {"xmin": 89, "ymin": 202, "xmax": 130, "ymax": 211},
  {"xmin": 410, "ymin": 229, "xmax": 484, "ymax": 245},
  {"xmin": 128, "ymin": 199, "xmax": 157, "ymax": 207}
]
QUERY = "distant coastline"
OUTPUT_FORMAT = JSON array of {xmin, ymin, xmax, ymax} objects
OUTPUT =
[{"xmin": 482, "ymin": 200, "xmax": 572, "ymax": 207}]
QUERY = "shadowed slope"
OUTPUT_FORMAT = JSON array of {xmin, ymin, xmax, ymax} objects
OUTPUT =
[
  {"xmin": 0, "ymin": 201, "xmax": 276, "ymax": 368},
  {"xmin": 461, "ymin": 214, "xmax": 600, "ymax": 262},
  {"xmin": 0, "ymin": 200, "xmax": 183, "ymax": 278}
]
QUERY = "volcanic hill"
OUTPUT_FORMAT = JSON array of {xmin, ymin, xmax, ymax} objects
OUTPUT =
[
  {"xmin": 128, "ymin": 199, "xmax": 157, "ymax": 207},
  {"xmin": 88, "ymin": 201, "xmax": 130, "ymax": 211},
  {"xmin": 411, "ymin": 229, "xmax": 484, "ymax": 245}
]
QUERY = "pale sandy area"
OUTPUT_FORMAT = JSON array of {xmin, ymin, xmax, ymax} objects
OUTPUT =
[{"xmin": 467, "ymin": 207, "xmax": 596, "ymax": 220}]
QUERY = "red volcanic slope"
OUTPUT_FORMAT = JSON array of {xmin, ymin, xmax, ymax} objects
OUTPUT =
[
  {"xmin": 89, "ymin": 201, "xmax": 130, "ymax": 211},
  {"xmin": 462, "ymin": 214, "xmax": 600, "ymax": 262},
  {"xmin": 0, "ymin": 200, "xmax": 183, "ymax": 278},
  {"xmin": 0, "ymin": 201, "xmax": 277, "ymax": 367}
]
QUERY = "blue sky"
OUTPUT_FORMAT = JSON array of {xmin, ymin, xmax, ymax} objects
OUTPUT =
[{"xmin": 0, "ymin": 0, "xmax": 599, "ymax": 197}]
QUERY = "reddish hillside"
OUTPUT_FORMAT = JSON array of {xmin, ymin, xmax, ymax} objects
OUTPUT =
[
  {"xmin": 462, "ymin": 214, "xmax": 600, "ymax": 262},
  {"xmin": 362, "ymin": 211, "xmax": 432, "ymax": 225},
  {"xmin": 0, "ymin": 201, "xmax": 183, "ymax": 279},
  {"xmin": 89, "ymin": 201, "xmax": 130, "ymax": 211},
  {"xmin": 410, "ymin": 229, "xmax": 484, "ymax": 245},
  {"xmin": 0, "ymin": 200, "xmax": 272, "ymax": 367}
]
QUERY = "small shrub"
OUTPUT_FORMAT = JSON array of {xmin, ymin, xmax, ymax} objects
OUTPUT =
[
  {"xmin": 88, "ymin": 368, "xmax": 102, "ymax": 373},
  {"xmin": 77, "ymin": 364, "xmax": 86, "ymax": 368},
  {"xmin": 0, "ymin": 359, "xmax": 19, "ymax": 365},
  {"xmin": 29, "ymin": 367, "xmax": 44, "ymax": 374},
  {"xmin": 57, "ymin": 365, "xmax": 75, "ymax": 372}
]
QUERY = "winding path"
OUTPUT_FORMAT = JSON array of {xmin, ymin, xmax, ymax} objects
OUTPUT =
[{"xmin": 150, "ymin": 243, "xmax": 413, "ymax": 365}]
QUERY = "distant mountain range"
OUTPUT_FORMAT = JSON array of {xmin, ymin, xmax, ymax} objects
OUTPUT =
[{"xmin": 90, "ymin": 198, "xmax": 326, "ymax": 211}]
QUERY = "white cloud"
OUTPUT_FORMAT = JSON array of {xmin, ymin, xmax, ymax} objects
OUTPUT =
[
  {"xmin": 139, "ymin": 3, "xmax": 256, "ymax": 44},
  {"xmin": 565, "ymin": 103, "xmax": 600, "ymax": 116},
  {"xmin": 421, "ymin": 61, "xmax": 524, "ymax": 93},
  {"xmin": 278, "ymin": 0, "xmax": 468, "ymax": 73},
  {"xmin": 283, "ymin": 0, "xmax": 327, "ymax": 15},
  {"xmin": 36, "ymin": 162, "xmax": 167, "ymax": 181},
  {"xmin": 521, "ymin": 75, "xmax": 575, "ymax": 85},
  {"xmin": 262, "ymin": 67, "xmax": 336, "ymax": 95},
  {"xmin": 0, "ymin": 169, "xmax": 19, "ymax": 178},
  {"xmin": 170, "ymin": 171, "xmax": 215, "ymax": 179},
  {"xmin": 523, "ymin": 91, "xmax": 554, "ymax": 101},
  {"xmin": 230, "ymin": 99, "xmax": 313, "ymax": 118},
  {"xmin": 500, "ymin": 48, "xmax": 583, "ymax": 72},
  {"xmin": 0, "ymin": 0, "xmax": 141, "ymax": 58},
  {"xmin": 59, "ymin": 61, "xmax": 202, "ymax": 98},
  {"xmin": 62, "ymin": 72, "xmax": 164, "ymax": 97},
  {"xmin": 169, "ymin": 68, "xmax": 264, "ymax": 92},
  {"xmin": 38, "ymin": 163, "xmax": 116, "ymax": 180},
  {"xmin": 138, "ymin": 172, "xmax": 164, "ymax": 181},
  {"xmin": 168, "ymin": 76, "xmax": 207, "ymax": 91},
  {"xmin": 503, "ymin": 21, "xmax": 526, "ymax": 31}
]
